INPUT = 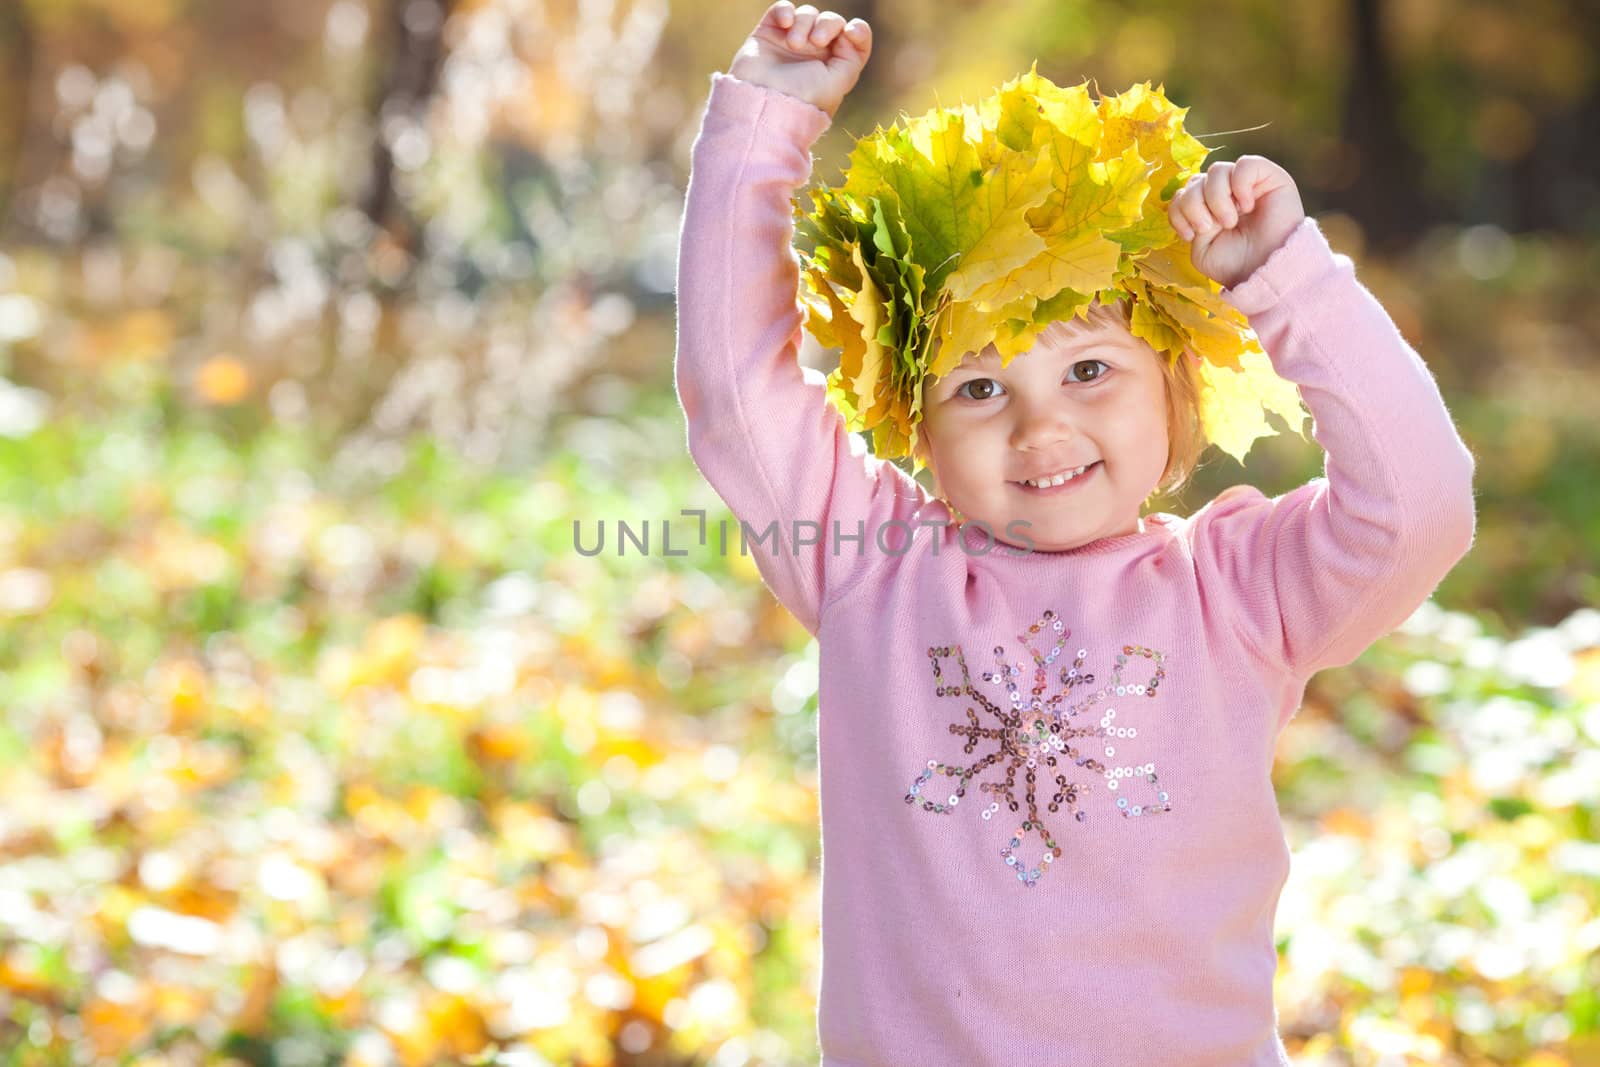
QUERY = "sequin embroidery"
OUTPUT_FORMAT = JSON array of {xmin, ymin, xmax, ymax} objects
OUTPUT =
[{"xmin": 902, "ymin": 608, "xmax": 1174, "ymax": 888}]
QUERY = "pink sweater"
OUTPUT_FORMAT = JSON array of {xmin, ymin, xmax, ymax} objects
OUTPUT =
[{"xmin": 675, "ymin": 70, "xmax": 1477, "ymax": 1067}]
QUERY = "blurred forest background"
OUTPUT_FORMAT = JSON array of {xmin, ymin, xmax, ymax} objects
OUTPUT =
[{"xmin": 0, "ymin": 0, "xmax": 1597, "ymax": 1065}]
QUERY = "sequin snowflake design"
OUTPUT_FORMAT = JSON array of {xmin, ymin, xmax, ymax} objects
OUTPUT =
[{"xmin": 902, "ymin": 608, "xmax": 1174, "ymax": 888}]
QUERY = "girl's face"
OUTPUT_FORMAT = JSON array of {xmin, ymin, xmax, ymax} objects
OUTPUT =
[{"xmin": 917, "ymin": 310, "xmax": 1171, "ymax": 553}]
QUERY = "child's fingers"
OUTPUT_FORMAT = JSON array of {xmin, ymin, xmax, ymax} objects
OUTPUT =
[
  {"xmin": 1230, "ymin": 156, "xmax": 1260, "ymax": 212},
  {"xmin": 810, "ymin": 10, "xmax": 847, "ymax": 46},
  {"xmin": 787, "ymin": 4, "xmax": 820, "ymax": 48},
  {"xmin": 825, "ymin": 17, "xmax": 872, "ymax": 74},
  {"xmin": 1166, "ymin": 193, "xmax": 1190, "ymax": 239},
  {"xmin": 766, "ymin": 0, "xmax": 795, "ymax": 30},
  {"xmin": 1231, "ymin": 154, "xmax": 1287, "ymax": 213},
  {"xmin": 1202, "ymin": 162, "xmax": 1238, "ymax": 228},
  {"xmin": 1166, "ymin": 184, "xmax": 1185, "ymax": 236},
  {"xmin": 1169, "ymin": 173, "xmax": 1210, "ymax": 239}
]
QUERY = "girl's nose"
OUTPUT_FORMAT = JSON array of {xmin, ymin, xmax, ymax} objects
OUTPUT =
[{"xmin": 1010, "ymin": 397, "xmax": 1077, "ymax": 452}]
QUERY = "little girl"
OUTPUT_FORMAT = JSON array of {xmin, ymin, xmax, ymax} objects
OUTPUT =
[{"xmin": 674, "ymin": 4, "xmax": 1477, "ymax": 1065}]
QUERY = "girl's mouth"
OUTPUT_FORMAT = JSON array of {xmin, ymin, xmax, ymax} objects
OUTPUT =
[{"xmin": 1012, "ymin": 461, "xmax": 1102, "ymax": 494}]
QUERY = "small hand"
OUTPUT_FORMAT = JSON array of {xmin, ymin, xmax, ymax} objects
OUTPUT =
[
  {"xmin": 727, "ymin": 2, "xmax": 874, "ymax": 120},
  {"xmin": 1166, "ymin": 155, "xmax": 1306, "ymax": 291}
]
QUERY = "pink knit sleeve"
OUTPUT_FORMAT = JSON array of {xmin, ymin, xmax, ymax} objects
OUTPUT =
[
  {"xmin": 1186, "ymin": 216, "xmax": 1478, "ymax": 702},
  {"xmin": 674, "ymin": 72, "xmax": 934, "ymax": 637}
]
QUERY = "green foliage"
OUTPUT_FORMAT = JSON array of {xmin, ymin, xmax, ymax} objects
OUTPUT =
[{"xmin": 0, "ymin": 368, "xmax": 1595, "ymax": 1064}]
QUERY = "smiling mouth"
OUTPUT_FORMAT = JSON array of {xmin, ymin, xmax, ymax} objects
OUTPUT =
[{"xmin": 1011, "ymin": 461, "xmax": 1102, "ymax": 492}]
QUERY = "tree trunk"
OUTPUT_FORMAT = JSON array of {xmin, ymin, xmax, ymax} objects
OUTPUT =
[
  {"xmin": 1507, "ymin": 0, "xmax": 1600, "ymax": 234},
  {"xmin": 1334, "ymin": 0, "xmax": 1437, "ymax": 251},
  {"xmin": 360, "ymin": 0, "xmax": 456, "ymax": 270},
  {"xmin": 0, "ymin": 0, "xmax": 34, "ymax": 226}
]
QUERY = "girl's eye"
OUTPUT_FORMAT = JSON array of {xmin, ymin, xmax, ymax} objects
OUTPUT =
[
  {"xmin": 957, "ymin": 378, "xmax": 1002, "ymax": 401},
  {"xmin": 1067, "ymin": 359, "xmax": 1110, "ymax": 383}
]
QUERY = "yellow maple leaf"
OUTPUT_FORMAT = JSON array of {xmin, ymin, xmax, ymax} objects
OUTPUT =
[
  {"xmin": 1195, "ymin": 342, "xmax": 1311, "ymax": 464},
  {"xmin": 844, "ymin": 242, "xmax": 893, "ymax": 420},
  {"xmin": 1096, "ymin": 80, "xmax": 1212, "ymax": 201},
  {"xmin": 799, "ymin": 266, "xmax": 849, "ymax": 351}
]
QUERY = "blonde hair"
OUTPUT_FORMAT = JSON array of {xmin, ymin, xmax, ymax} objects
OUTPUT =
[{"xmin": 912, "ymin": 294, "xmax": 1209, "ymax": 506}]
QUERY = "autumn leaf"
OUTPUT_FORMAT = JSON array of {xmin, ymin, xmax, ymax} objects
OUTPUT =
[{"xmin": 1193, "ymin": 340, "xmax": 1311, "ymax": 463}]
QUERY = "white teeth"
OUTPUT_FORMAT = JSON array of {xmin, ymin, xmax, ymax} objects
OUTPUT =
[{"xmin": 1022, "ymin": 464, "xmax": 1090, "ymax": 488}]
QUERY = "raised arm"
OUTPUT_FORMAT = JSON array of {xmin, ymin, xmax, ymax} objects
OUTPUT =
[
  {"xmin": 674, "ymin": 69, "xmax": 933, "ymax": 636},
  {"xmin": 1187, "ymin": 215, "xmax": 1478, "ymax": 695}
]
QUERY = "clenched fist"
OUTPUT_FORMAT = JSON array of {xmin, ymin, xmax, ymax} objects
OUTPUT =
[
  {"xmin": 727, "ymin": 2, "xmax": 873, "ymax": 120},
  {"xmin": 1166, "ymin": 155, "xmax": 1307, "ymax": 291}
]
